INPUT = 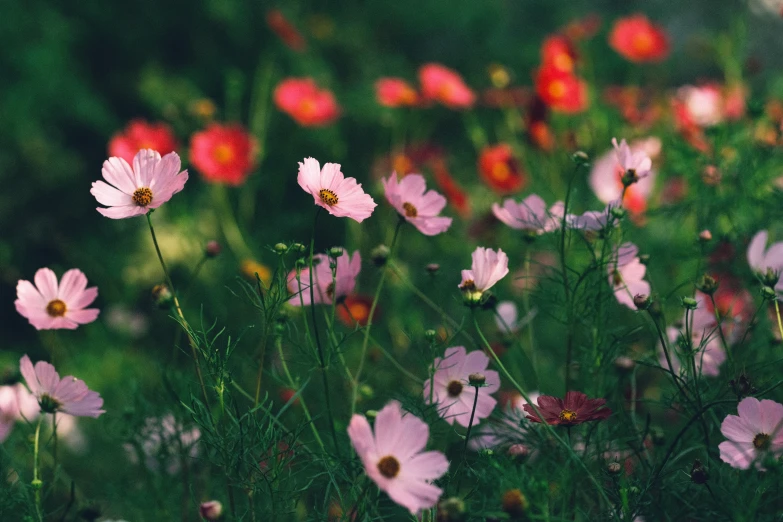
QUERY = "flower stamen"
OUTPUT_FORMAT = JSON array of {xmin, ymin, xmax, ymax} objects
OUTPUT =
[
  {"xmin": 319, "ymin": 189, "xmax": 339, "ymax": 206},
  {"xmin": 46, "ymin": 299, "xmax": 67, "ymax": 318},
  {"xmin": 753, "ymin": 433, "xmax": 771, "ymax": 450},
  {"xmin": 132, "ymin": 187, "xmax": 154, "ymax": 207},
  {"xmin": 447, "ymin": 380, "xmax": 464, "ymax": 397},
  {"xmin": 559, "ymin": 409, "xmax": 578, "ymax": 423},
  {"xmin": 402, "ymin": 202, "xmax": 418, "ymax": 218},
  {"xmin": 377, "ymin": 455, "xmax": 400, "ymax": 478}
]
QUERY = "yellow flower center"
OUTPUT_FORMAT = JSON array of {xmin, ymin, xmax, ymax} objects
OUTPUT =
[
  {"xmin": 447, "ymin": 380, "xmax": 464, "ymax": 397},
  {"xmin": 319, "ymin": 189, "xmax": 339, "ymax": 206},
  {"xmin": 632, "ymin": 32, "xmax": 654, "ymax": 54},
  {"xmin": 402, "ymin": 202, "xmax": 418, "ymax": 218},
  {"xmin": 553, "ymin": 53, "xmax": 573, "ymax": 72},
  {"xmin": 299, "ymin": 98, "xmax": 317, "ymax": 117},
  {"xmin": 213, "ymin": 143, "xmax": 234, "ymax": 164},
  {"xmin": 753, "ymin": 433, "xmax": 771, "ymax": 450},
  {"xmin": 559, "ymin": 409, "xmax": 577, "ymax": 422},
  {"xmin": 46, "ymin": 299, "xmax": 67, "ymax": 318},
  {"xmin": 377, "ymin": 455, "xmax": 400, "ymax": 478},
  {"xmin": 132, "ymin": 187, "xmax": 153, "ymax": 207},
  {"xmin": 548, "ymin": 80, "xmax": 566, "ymax": 100},
  {"xmin": 491, "ymin": 162, "xmax": 511, "ymax": 182}
]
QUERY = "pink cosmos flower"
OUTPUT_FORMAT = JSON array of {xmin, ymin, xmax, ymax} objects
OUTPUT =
[
  {"xmin": 124, "ymin": 414, "xmax": 201, "ymax": 473},
  {"xmin": 470, "ymin": 391, "xmax": 540, "ymax": 451},
  {"xmin": 589, "ymin": 138, "xmax": 660, "ymax": 215},
  {"xmin": 15, "ymin": 268, "xmax": 99, "ymax": 330},
  {"xmin": 608, "ymin": 243, "xmax": 650, "ymax": 309},
  {"xmin": 747, "ymin": 230, "xmax": 783, "ymax": 291},
  {"xmin": 492, "ymin": 194, "xmax": 550, "ymax": 234},
  {"xmin": 287, "ymin": 250, "xmax": 361, "ymax": 306},
  {"xmin": 297, "ymin": 157, "xmax": 377, "ymax": 223},
  {"xmin": 0, "ymin": 384, "xmax": 40, "ymax": 442},
  {"xmin": 458, "ymin": 247, "xmax": 509, "ymax": 302},
  {"xmin": 547, "ymin": 201, "xmax": 620, "ymax": 232},
  {"xmin": 719, "ymin": 397, "xmax": 783, "ymax": 470},
  {"xmin": 660, "ymin": 305, "xmax": 726, "ymax": 378},
  {"xmin": 91, "ymin": 149, "xmax": 189, "ymax": 219},
  {"xmin": 418, "ymin": 63, "xmax": 476, "ymax": 109},
  {"xmin": 382, "ymin": 172, "xmax": 452, "ymax": 235},
  {"xmin": 347, "ymin": 400, "xmax": 449, "ymax": 515},
  {"xmin": 423, "ymin": 346, "xmax": 501, "ymax": 427},
  {"xmin": 20, "ymin": 355, "xmax": 104, "ymax": 418}
]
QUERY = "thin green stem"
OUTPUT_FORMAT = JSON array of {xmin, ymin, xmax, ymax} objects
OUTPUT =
[
  {"xmin": 774, "ymin": 300, "xmax": 783, "ymax": 341},
  {"xmin": 463, "ymin": 385, "xmax": 480, "ymax": 455},
  {"xmin": 32, "ymin": 416, "xmax": 43, "ymax": 522},
  {"xmin": 522, "ymin": 249, "xmax": 537, "ymax": 372}
]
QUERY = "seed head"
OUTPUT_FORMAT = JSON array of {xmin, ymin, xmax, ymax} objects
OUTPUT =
[
  {"xmin": 681, "ymin": 297, "xmax": 698, "ymax": 310},
  {"xmin": 371, "ymin": 244, "xmax": 390, "ymax": 267},
  {"xmin": 690, "ymin": 459, "xmax": 709, "ymax": 485},
  {"xmin": 468, "ymin": 373, "xmax": 486, "ymax": 386},
  {"xmin": 696, "ymin": 274, "xmax": 719, "ymax": 296},
  {"xmin": 633, "ymin": 294, "xmax": 651, "ymax": 310},
  {"xmin": 274, "ymin": 243, "xmax": 288, "ymax": 254}
]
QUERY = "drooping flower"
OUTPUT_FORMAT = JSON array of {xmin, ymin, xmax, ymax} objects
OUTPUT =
[
  {"xmin": 274, "ymin": 78, "xmax": 340, "ymax": 126},
  {"xmin": 589, "ymin": 137, "xmax": 660, "ymax": 215},
  {"xmin": 719, "ymin": 397, "xmax": 783, "ymax": 470},
  {"xmin": 189, "ymin": 123, "xmax": 257, "ymax": 186},
  {"xmin": 424, "ymin": 346, "xmax": 500, "ymax": 427},
  {"xmin": 287, "ymin": 250, "xmax": 361, "ymax": 306},
  {"xmin": 91, "ymin": 149, "xmax": 189, "ymax": 219},
  {"xmin": 375, "ymin": 78, "xmax": 419, "ymax": 108},
  {"xmin": 470, "ymin": 392, "xmax": 540, "ymax": 451},
  {"xmin": 297, "ymin": 157, "xmax": 377, "ymax": 222},
  {"xmin": 15, "ymin": 268, "xmax": 99, "ymax": 330},
  {"xmin": 108, "ymin": 120, "xmax": 178, "ymax": 164},
  {"xmin": 124, "ymin": 414, "xmax": 201, "ymax": 474},
  {"xmin": 20, "ymin": 356, "xmax": 104, "ymax": 418},
  {"xmin": 347, "ymin": 401, "xmax": 449, "ymax": 515},
  {"xmin": 492, "ymin": 194, "xmax": 550, "ymax": 235},
  {"xmin": 747, "ymin": 230, "xmax": 783, "ymax": 291},
  {"xmin": 459, "ymin": 247, "xmax": 509, "ymax": 303},
  {"xmin": 609, "ymin": 15, "xmax": 669, "ymax": 63},
  {"xmin": 478, "ymin": 144, "xmax": 527, "ymax": 195},
  {"xmin": 382, "ymin": 172, "xmax": 452, "ymax": 235},
  {"xmin": 608, "ymin": 243, "xmax": 651, "ymax": 309},
  {"xmin": 0, "ymin": 384, "xmax": 40, "ymax": 442},
  {"xmin": 534, "ymin": 67, "xmax": 588, "ymax": 113},
  {"xmin": 418, "ymin": 63, "xmax": 475, "ymax": 109},
  {"xmin": 523, "ymin": 391, "xmax": 611, "ymax": 426}
]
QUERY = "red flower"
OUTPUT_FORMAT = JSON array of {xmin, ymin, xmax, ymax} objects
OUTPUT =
[
  {"xmin": 431, "ymin": 157, "xmax": 470, "ymax": 218},
  {"xmin": 534, "ymin": 67, "xmax": 588, "ymax": 114},
  {"xmin": 523, "ymin": 391, "xmax": 611, "ymax": 426},
  {"xmin": 541, "ymin": 35, "xmax": 578, "ymax": 74},
  {"xmin": 189, "ymin": 123, "xmax": 257, "ymax": 186},
  {"xmin": 274, "ymin": 78, "xmax": 341, "ymax": 127},
  {"xmin": 336, "ymin": 294, "xmax": 377, "ymax": 327},
  {"xmin": 418, "ymin": 63, "xmax": 476, "ymax": 109},
  {"xmin": 609, "ymin": 15, "xmax": 669, "ymax": 63},
  {"xmin": 478, "ymin": 144, "xmax": 526, "ymax": 194},
  {"xmin": 561, "ymin": 14, "xmax": 602, "ymax": 42},
  {"xmin": 266, "ymin": 10, "xmax": 306, "ymax": 52},
  {"xmin": 375, "ymin": 78, "xmax": 419, "ymax": 108},
  {"xmin": 108, "ymin": 120, "xmax": 178, "ymax": 164}
]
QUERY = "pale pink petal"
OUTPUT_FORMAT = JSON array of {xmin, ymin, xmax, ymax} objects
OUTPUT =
[
  {"xmin": 461, "ymin": 350, "xmax": 490, "ymax": 375},
  {"xmin": 148, "ymin": 170, "xmax": 188, "ymax": 209},
  {"xmin": 91, "ymin": 181, "xmax": 133, "ymax": 207},
  {"xmin": 720, "ymin": 414, "xmax": 756, "ymax": 443},
  {"xmin": 132, "ymin": 149, "xmax": 162, "ymax": 187},
  {"xmin": 58, "ymin": 269, "xmax": 88, "ymax": 303},
  {"xmin": 403, "ymin": 451, "xmax": 450, "ymax": 480},
  {"xmin": 149, "ymin": 152, "xmax": 182, "ymax": 192},
  {"xmin": 747, "ymin": 231, "xmax": 768, "ymax": 271},
  {"xmin": 297, "ymin": 157, "xmax": 323, "ymax": 195},
  {"xmin": 385, "ymin": 480, "xmax": 443, "ymax": 515},
  {"xmin": 34, "ymin": 360, "xmax": 60, "ymax": 395},
  {"xmin": 66, "ymin": 308, "xmax": 100, "ymax": 325},
  {"xmin": 102, "ymin": 157, "xmax": 137, "ymax": 194},
  {"xmin": 410, "ymin": 216, "xmax": 452, "ymax": 236},
  {"xmin": 61, "ymin": 390, "xmax": 104, "ymax": 418},
  {"xmin": 719, "ymin": 440, "xmax": 754, "ymax": 470},
  {"xmin": 373, "ymin": 401, "xmax": 405, "ymax": 456},
  {"xmin": 16, "ymin": 280, "xmax": 45, "ymax": 310},
  {"xmin": 737, "ymin": 397, "xmax": 764, "ymax": 433},
  {"xmin": 20, "ymin": 356, "xmax": 39, "ymax": 394},
  {"xmin": 97, "ymin": 205, "xmax": 148, "ymax": 219},
  {"xmin": 34, "ymin": 268, "xmax": 59, "ymax": 301},
  {"xmin": 70, "ymin": 287, "xmax": 98, "ymax": 310},
  {"xmin": 321, "ymin": 162, "xmax": 344, "ymax": 190},
  {"xmin": 416, "ymin": 190, "xmax": 448, "ymax": 217},
  {"xmin": 759, "ymin": 399, "xmax": 783, "ymax": 436}
]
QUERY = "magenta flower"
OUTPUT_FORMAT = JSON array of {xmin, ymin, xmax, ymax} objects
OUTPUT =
[
  {"xmin": 298, "ymin": 157, "xmax": 377, "ymax": 223},
  {"xmin": 0, "ymin": 384, "xmax": 40, "ymax": 442},
  {"xmin": 20, "ymin": 355, "xmax": 104, "ymax": 418},
  {"xmin": 523, "ymin": 391, "xmax": 611, "ymax": 426},
  {"xmin": 287, "ymin": 250, "xmax": 361, "ymax": 306},
  {"xmin": 382, "ymin": 172, "xmax": 452, "ymax": 235},
  {"xmin": 347, "ymin": 400, "xmax": 449, "ymax": 515},
  {"xmin": 15, "ymin": 268, "xmax": 99, "ymax": 330},
  {"xmin": 424, "ymin": 346, "xmax": 500, "ymax": 427},
  {"xmin": 612, "ymin": 137, "xmax": 653, "ymax": 181},
  {"xmin": 91, "ymin": 149, "xmax": 188, "ymax": 219},
  {"xmin": 747, "ymin": 230, "xmax": 783, "ymax": 291},
  {"xmin": 458, "ymin": 247, "xmax": 509, "ymax": 302},
  {"xmin": 608, "ymin": 243, "xmax": 651, "ymax": 309},
  {"xmin": 719, "ymin": 397, "xmax": 783, "ymax": 469},
  {"xmin": 492, "ymin": 194, "xmax": 550, "ymax": 234}
]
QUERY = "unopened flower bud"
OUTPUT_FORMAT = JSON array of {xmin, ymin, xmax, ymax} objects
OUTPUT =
[
  {"xmin": 698, "ymin": 230, "xmax": 712, "ymax": 242},
  {"xmin": 696, "ymin": 274, "xmax": 719, "ymax": 296},
  {"xmin": 607, "ymin": 462, "xmax": 622, "ymax": 475},
  {"xmin": 761, "ymin": 286, "xmax": 777, "ymax": 300},
  {"xmin": 762, "ymin": 267, "xmax": 780, "ymax": 288},
  {"xmin": 729, "ymin": 372, "xmax": 757, "ymax": 399},
  {"xmin": 205, "ymin": 240, "xmax": 221, "ymax": 258},
  {"xmin": 571, "ymin": 150, "xmax": 590, "ymax": 166},
  {"xmin": 438, "ymin": 497, "xmax": 466, "ymax": 521},
  {"xmin": 328, "ymin": 246, "xmax": 344, "ymax": 259},
  {"xmin": 501, "ymin": 488, "xmax": 528, "ymax": 518},
  {"xmin": 274, "ymin": 242, "xmax": 288, "ymax": 254},
  {"xmin": 690, "ymin": 459, "xmax": 708, "ymax": 485},
  {"xmin": 365, "ymin": 409, "xmax": 378, "ymax": 419},
  {"xmin": 292, "ymin": 243, "xmax": 306, "ymax": 254},
  {"xmin": 611, "ymin": 206, "xmax": 627, "ymax": 220},
  {"xmin": 633, "ymin": 294, "xmax": 651, "ymax": 310},
  {"xmin": 426, "ymin": 263, "xmax": 440, "ymax": 275},
  {"xmin": 358, "ymin": 384, "xmax": 374, "ymax": 399},
  {"xmin": 468, "ymin": 373, "xmax": 486, "ymax": 386},
  {"xmin": 371, "ymin": 244, "xmax": 390, "ymax": 267},
  {"xmin": 507, "ymin": 444, "xmax": 529, "ymax": 461},
  {"xmin": 295, "ymin": 258, "xmax": 307, "ymax": 270},
  {"xmin": 681, "ymin": 297, "xmax": 698, "ymax": 310},
  {"xmin": 31, "ymin": 479, "xmax": 43, "ymax": 490},
  {"xmin": 200, "ymin": 500, "xmax": 223, "ymax": 521},
  {"xmin": 151, "ymin": 284, "xmax": 174, "ymax": 309}
]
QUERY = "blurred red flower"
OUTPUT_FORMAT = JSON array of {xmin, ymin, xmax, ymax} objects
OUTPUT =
[
  {"xmin": 431, "ymin": 156, "xmax": 471, "ymax": 218},
  {"xmin": 375, "ymin": 78, "xmax": 419, "ymax": 108},
  {"xmin": 478, "ymin": 144, "xmax": 526, "ymax": 195},
  {"xmin": 534, "ymin": 67, "xmax": 588, "ymax": 113},
  {"xmin": 274, "ymin": 78, "xmax": 341, "ymax": 127},
  {"xmin": 108, "ymin": 120, "xmax": 178, "ymax": 164},
  {"xmin": 337, "ymin": 294, "xmax": 377, "ymax": 327},
  {"xmin": 266, "ymin": 10, "xmax": 307, "ymax": 52},
  {"xmin": 189, "ymin": 123, "xmax": 257, "ymax": 186},
  {"xmin": 541, "ymin": 35, "xmax": 578, "ymax": 74},
  {"xmin": 418, "ymin": 63, "xmax": 475, "ymax": 109},
  {"xmin": 609, "ymin": 15, "xmax": 669, "ymax": 63}
]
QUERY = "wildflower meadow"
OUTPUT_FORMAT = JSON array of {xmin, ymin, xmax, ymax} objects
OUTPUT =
[{"xmin": 5, "ymin": 1, "xmax": 783, "ymax": 521}]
